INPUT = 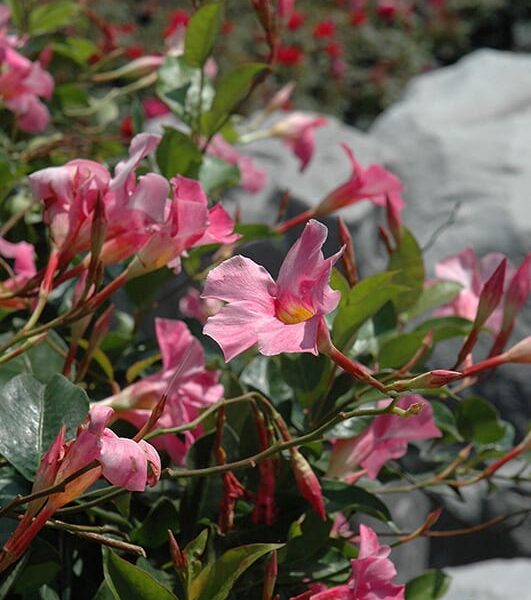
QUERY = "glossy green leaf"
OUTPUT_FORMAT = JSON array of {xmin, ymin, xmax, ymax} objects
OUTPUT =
[
  {"xmin": 184, "ymin": 528, "xmax": 209, "ymax": 584},
  {"xmin": 431, "ymin": 401, "xmax": 463, "ymax": 441},
  {"xmin": 104, "ymin": 550, "xmax": 179, "ymax": 600},
  {"xmin": 189, "ymin": 543, "xmax": 283, "ymax": 600},
  {"xmin": 234, "ymin": 223, "xmax": 278, "ymax": 243},
  {"xmin": 198, "ymin": 156, "xmax": 240, "ymax": 195},
  {"xmin": 406, "ymin": 569, "xmax": 451, "ymax": 599},
  {"xmin": 322, "ymin": 479, "xmax": 391, "ymax": 521},
  {"xmin": 0, "ymin": 373, "xmax": 89, "ymax": 480},
  {"xmin": 53, "ymin": 37, "xmax": 100, "ymax": 65},
  {"xmin": 131, "ymin": 498, "xmax": 180, "ymax": 548},
  {"xmin": 12, "ymin": 539, "xmax": 61, "ymax": 594},
  {"xmin": 156, "ymin": 128, "xmax": 203, "ymax": 179},
  {"xmin": 240, "ymin": 355, "xmax": 292, "ymax": 401},
  {"xmin": 387, "ymin": 228, "xmax": 425, "ymax": 313},
  {"xmin": 200, "ymin": 63, "xmax": 268, "ymax": 135},
  {"xmin": 379, "ymin": 332, "xmax": 427, "ymax": 369},
  {"xmin": 401, "ymin": 281, "xmax": 463, "ymax": 322},
  {"xmin": 332, "ymin": 272, "xmax": 405, "ymax": 350},
  {"xmin": 455, "ymin": 396, "xmax": 506, "ymax": 444},
  {"xmin": 183, "ymin": 3, "xmax": 222, "ymax": 68},
  {"xmin": 29, "ymin": 1, "xmax": 79, "ymax": 34}
]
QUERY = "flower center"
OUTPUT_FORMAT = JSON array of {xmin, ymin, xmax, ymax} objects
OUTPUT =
[{"xmin": 275, "ymin": 297, "xmax": 316, "ymax": 324}]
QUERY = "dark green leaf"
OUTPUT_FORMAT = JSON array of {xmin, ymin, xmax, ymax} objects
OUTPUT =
[
  {"xmin": 234, "ymin": 223, "xmax": 278, "ymax": 243},
  {"xmin": 406, "ymin": 569, "xmax": 451, "ymax": 599},
  {"xmin": 455, "ymin": 396, "xmax": 506, "ymax": 444},
  {"xmin": 104, "ymin": 550, "xmax": 179, "ymax": 600},
  {"xmin": 183, "ymin": 3, "xmax": 222, "ymax": 68},
  {"xmin": 184, "ymin": 528, "xmax": 209, "ymax": 583},
  {"xmin": 387, "ymin": 228, "xmax": 425, "ymax": 313},
  {"xmin": 53, "ymin": 38, "xmax": 100, "ymax": 65},
  {"xmin": 379, "ymin": 332, "xmax": 426, "ymax": 369},
  {"xmin": 401, "ymin": 281, "xmax": 463, "ymax": 322},
  {"xmin": 0, "ymin": 330, "xmax": 68, "ymax": 386},
  {"xmin": 0, "ymin": 373, "xmax": 89, "ymax": 480},
  {"xmin": 156, "ymin": 127, "xmax": 202, "ymax": 179},
  {"xmin": 431, "ymin": 401, "xmax": 463, "ymax": 441},
  {"xmin": 12, "ymin": 539, "xmax": 60, "ymax": 594},
  {"xmin": 414, "ymin": 317, "xmax": 472, "ymax": 343},
  {"xmin": 332, "ymin": 272, "xmax": 405, "ymax": 350},
  {"xmin": 198, "ymin": 156, "xmax": 240, "ymax": 194},
  {"xmin": 29, "ymin": 1, "xmax": 79, "ymax": 34},
  {"xmin": 240, "ymin": 355, "xmax": 292, "ymax": 401},
  {"xmin": 131, "ymin": 498, "xmax": 180, "ymax": 548},
  {"xmin": 200, "ymin": 63, "xmax": 268, "ymax": 135},
  {"xmin": 188, "ymin": 543, "xmax": 283, "ymax": 600},
  {"xmin": 322, "ymin": 479, "xmax": 391, "ymax": 521}
]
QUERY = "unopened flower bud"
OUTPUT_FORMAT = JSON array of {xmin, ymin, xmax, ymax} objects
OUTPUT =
[
  {"xmin": 290, "ymin": 448, "xmax": 326, "ymax": 521},
  {"xmin": 168, "ymin": 530, "xmax": 187, "ymax": 572},
  {"xmin": 262, "ymin": 550, "xmax": 278, "ymax": 600},
  {"xmin": 502, "ymin": 336, "xmax": 531, "ymax": 364},
  {"xmin": 388, "ymin": 370, "xmax": 462, "ymax": 392}
]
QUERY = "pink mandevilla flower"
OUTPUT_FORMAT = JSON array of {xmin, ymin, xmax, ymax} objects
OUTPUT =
[
  {"xmin": 0, "ymin": 405, "xmax": 160, "ymax": 573},
  {"xmin": 202, "ymin": 219, "xmax": 341, "ymax": 361},
  {"xmin": 0, "ymin": 8, "xmax": 54, "ymax": 133},
  {"xmin": 290, "ymin": 525, "xmax": 404, "ymax": 599},
  {"xmin": 316, "ymin": 143, "xmax": 404, "ymax": 217},
  {"xmin": 327, "ymin": 396, "xmax": 442, "ymax": 483},
  {"xmin": 103, "ymin": 318, "xmax": 223, "ymax": 465},
  {"xmin": 0, "ymin": 237, "xmax": 36, "ymax": 309},
  {"xmin": 207, "ymin": 135, "xmax": 267, "ymax": 193},
  {"xmin": 434, "ymin": 247, "xmax": 516, "ymax": 332},
  {"xmin": 271, "ymin": 112, "xmax": 328, "ymax": 171}
]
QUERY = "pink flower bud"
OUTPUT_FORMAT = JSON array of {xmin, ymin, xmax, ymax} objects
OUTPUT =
[
  {"xmin": 503, "ymin": 336, "xmax": 531, "ymax": 364},
  {"xmin": 168, "ymin": 530, "xmax": 187, "ymax": 572},
  {"xmin": 290, "ymin": 448, "xmax": 325, "ymax": 520},
  {"xmin": 389, "ymin": 370, "xmax": 462, "ymax": 392}
]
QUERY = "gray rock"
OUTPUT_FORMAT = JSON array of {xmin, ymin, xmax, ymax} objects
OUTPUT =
[{"xmin": 444, "ymin": 558, "xmax": 531, "ymax": 600}]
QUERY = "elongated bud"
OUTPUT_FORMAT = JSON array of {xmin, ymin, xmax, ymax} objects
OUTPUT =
[
  {"xmin": 90, "ymin": 193, "xmax": 107, "ymax": 266},
  {"xmin": 262, "ymin": 550, "xmax": 278, "ymax": 600},
  {"xmin": 502, "ymin": 335, "xmax": 531, "ymax": 364},
  {"xmin": 290, "ymin": 448, "xmax": 326, "ymax": 521},
  {"xmin": 454, "ymin": 259, "xmax": 507, "ymax": 367},
  {"xmin": 378, "ymin": 224, "xmax": 394, "ymax": 255},
  {"xmin": 266, "ymin": 82, "xmax": 295, "ymax": 113},
  {"xmin": 92, "ymin": 55, "xmax": 164, "ymax": 82},
  {"xmin": 489, "ymin": 254, "xmax": 531, "ymax": 358},
  {"xmin": 338, "ymin": 217, "xmax": 358, "ymax": 286},
  {"xmin": 476, "ymin": 258, "xmax": 507, "ymax": 325},
  {"xmin": 168, "ymin": 530, "xmax": 187, "ymax": 572},
  {"xmin": 388, "ymin": 370, "xmax": 462, "ymax": 392}
]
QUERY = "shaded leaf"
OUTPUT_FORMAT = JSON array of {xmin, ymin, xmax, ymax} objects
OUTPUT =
[
  {"xmin": 156, "ymin": 128, "xmax": 202, "ymax": 179},
  {"xmin": 198, "ymin": 156, "xmax": 240, "ymax": 195},
  {"xmin": 455, "ymin": 396, "xmax": 506, "ymax": 444},
  {"xmin": 322, "ymin": 479, "xmax": 391, "ymax": 521},
  {"xmin": 401, "ymin": 281, "xmax": 463, "ymax": 322},
  {"xmin": 29, "ymin": 1, "xmax": 79, "ymax": 34},
  {"xmin": 131, "ymin": 498, "xmax": 180, "ymax": 549}
]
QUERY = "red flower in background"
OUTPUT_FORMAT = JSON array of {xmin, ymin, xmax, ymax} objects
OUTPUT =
[
  {"xmin": 313, "ymin": 20, "xmax": 335, "ymax": 39},
  {"xmin": 164, "ymin": 9, "xmax": 189, "ymax": 39},
  {"xmin": 125, "ymin": 44, "xmax": 144, "ymax": 59},
  {"xmin": 277, "ymin": 45, "xmax": 303, "ymax": 67},
  {"xmin": 287, "ymin": 11, "xmax": 305, "ymax": 31},
  {"xmin": 325, "ymin": 41, "xmax": 343, "ymax": 58},
  {"xmin": 350, "ymin": 9, "xmax": 368, "ymax": 26}
]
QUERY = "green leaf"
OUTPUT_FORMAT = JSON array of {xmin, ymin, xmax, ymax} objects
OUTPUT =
[
  {"xmin": 104, "ymin": 550, "xmax": 179, "ymax": 600},
  {"xmin": 198, "ymin": 156, "xmax": 240, "ymax": 195},
  {"xmin": 184, "ymin": 529, "xmax": 209, "ymax": 583},
  {"xmin": 131, "ymin": 498, "xmax": 180, "ymax": 548},
  {"xmin": 183, "ymin": 3, "xmax": 222, "ymax": 68},
  {"xmin": 53, "ymin": 37, "xmax": 100, "ymax": 65},
  {"xmin": 330, "ymin": 268, "xmax": 350, "ymax": 299},
  {"xmin": 200, "ymin": 63, "xmax": 268, "ymax": 135},
  {"xmin": 280, "ymin": 353, "xmax": 328, "ymax": 406},
  {"xmin": 234, "ymin": 223, "xmax": 278, "ymax": 243},
  {"xmin": 156, "ymin": 128, "xmax": 203, "ymax": 179},
  {"xmin": 431, "ymin": 401, "xmax": 463, "ymax": 441},
  {"xmin": 12, "ymin": 539, "xmax": 61, "ymax": 594},
  {"xmin": 406, "ymin": 569, "xmax": 451, "ymax": 599},
  {"xmin": 322, "ymin": 479, "xmax": 391, "ymax": 521},
  {"xmin": 0, "ymin": 373, "xmax": 89, "ymax": 480},
  {"xmin": 240, "ymin": 355, "xmax": 292, "ymax": 401},
  {"xmin": 387, "ymin": 228, "xmax": 425, "ymax": 313},
  {"xmin": 414, "ymin": 317, "xmax": 472, "ymax": 343},
  {"xmin": 455, "ymin": 396, "xmax": 506, "ymax": 444},
  {"xmin": 29, "ymin": 1, "xmax": 79, "ymax": 34},
  {"xmin": 379, "ymin": 332, "xmax": 426, "ymax": 369},
  {"xmin": 188, "ymin": 543, "xmax": 283, "ymax": 600},
  {"xmin": 0, "ymin": 330, "xmax": 68, "ymax": 386},
  {"xmin": 332, "ymin": 272, "xmax": 405, "ymax": 350},
  {"xmin": 401, "ymin": 281, "xmax": 463, "ymax": 322}
]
